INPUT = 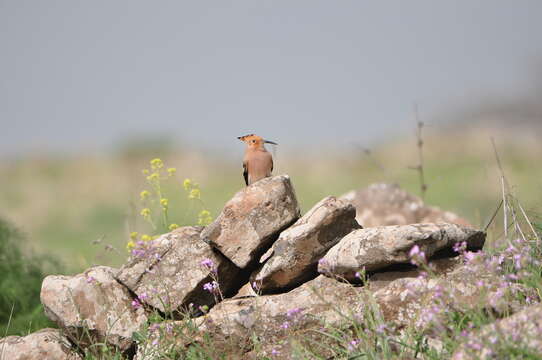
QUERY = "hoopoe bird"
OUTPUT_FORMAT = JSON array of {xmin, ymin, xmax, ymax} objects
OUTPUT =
[{"xmin": 238, "ymin": 134, "xmax": 277, "ymax": 186}]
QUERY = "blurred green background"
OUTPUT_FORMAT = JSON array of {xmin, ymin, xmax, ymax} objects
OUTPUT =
[{"xmin": 1, "ymin": 124, "xmax": 540, "ymax": 274}]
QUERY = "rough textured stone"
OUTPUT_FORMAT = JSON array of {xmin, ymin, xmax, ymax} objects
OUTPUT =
[
  {"xmin": 201, "ymin": 175, "xmax": 301, "ymax": 268},
  {"xmin": 251, "ymin": 196, "xmax": 361, "ymax": 293},
  {"xmin": 319, "ymin": 223, "xmax": 485, "ymax": 279},
  {"xmin": 0, "ymin": 329, "xmax": 81, "ymax": 360},
  {"xmin": 452, "ymin": 304, "xmax": 542, "ymax": 360},
  {"xmin": 197, "ymin": 276, "xmax": 363, "ymax": 341},
  {"xmin": 136, "ymin": 276, "xmax": 362, "ymax": 359},
  {"xmin": 373, "ymin": 261, "xmax": 529, "ymax": 331},
  {"xmin": 116, "ymin": 226, "xmax": 241, "ymax": 314},
  {"xmin": 341, "ymin": 183, "xmax": 471, "ymax": 227},
  {"xmin": 41, "ymin": 266, "xmax": 147, "ymax": 351}
]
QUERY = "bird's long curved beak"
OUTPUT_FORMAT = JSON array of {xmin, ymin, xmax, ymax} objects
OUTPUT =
[{"xmin": 264, "ymin": 140, "xmax": 278, "ymax": 145}]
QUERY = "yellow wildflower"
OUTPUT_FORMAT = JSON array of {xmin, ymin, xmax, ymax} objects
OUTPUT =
[
  {"xmin": 150, "ymin": 158, "xmax": 163, "ymax": 170},
  {"xmin": 140, "ymin": 190, "xmax": 150, "ymax": 200},
  {"xmin": 169, "ymin": 223, "xmax": 179, "ymax": 231},
  {"xmin": 198, "ymin": 209, "xmax": 213, "ymax": 226},
  {"xmin": 160, "ymin": 198, "xmax": 169, "ymax": 207},
  {"xmin": 140, "ymin": 208, "xmax": 151, "ymax": 217},
  {"xmin": 189, "ymin": 188, "xmax": 201, "ymax": 199},
  {"xmin": 141, "ymin": 234, "xmax": 151, "ymax": 242},
  {"xmin": 146, "ymin": 172, "xmax": 159, "ymax": 182},
  {"xmin": 129, "ymin": 231, "xmax": 138, "ymax": 240},
  {"xmin": 142, "ymin": 169, "xmax": 149, "ymax": 175},
  {"xmin": 183, "ymin": 178, "xmax": 192, "ymax": 191},
  {"xmin": 167, "ymin": 167, "xmax": 177, "ymax": 176},
  {"xmin": 126, "ymin": 241, "xmax": 135, "ymax": 250}
]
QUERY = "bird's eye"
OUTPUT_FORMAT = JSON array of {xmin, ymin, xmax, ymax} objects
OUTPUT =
[{"xmin": 251, "ymin": 140, "xmax": 256, "ymax": 143}]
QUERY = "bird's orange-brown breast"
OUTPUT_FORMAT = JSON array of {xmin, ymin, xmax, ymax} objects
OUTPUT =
[{"xmin": 244, "ymin": 149, "xmax": 273, "ymax": 185}]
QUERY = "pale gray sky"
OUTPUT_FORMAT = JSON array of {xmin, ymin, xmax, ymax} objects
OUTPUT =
[{"xmin": 1, "ymin": 1, "xmax": 541, "ymax": 156}]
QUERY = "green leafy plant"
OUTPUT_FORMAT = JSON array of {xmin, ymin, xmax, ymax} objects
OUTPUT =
[{"xmin": 0, "ymin": 218, "xmax": 62, "ymax": 336}]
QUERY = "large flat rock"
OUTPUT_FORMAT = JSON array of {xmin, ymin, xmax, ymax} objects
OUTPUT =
[
  {"xmin": 251, "ymin": 196, "xmax": 360, "ymax": 293},
  {"xmin": 318, "ymin": 223, "xmax": 485, "ymax": 279},
  {"xmin": 40, "ymin": 266, "xmax": 147, "ymax": 351},
  {"xmin": 116, "ymin": 226, "xmax": 241, "ymax": 314},
  {"xmin": 197, "ymin": 275, "xmax": 363, "ymax": 341},
  {"xmin": 201, "ymin": 175, "xmax": 300, "ymax": 268}
]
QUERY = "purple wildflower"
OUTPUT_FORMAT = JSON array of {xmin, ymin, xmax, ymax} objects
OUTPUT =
[
  {"xmin": 203, "ymin": 281, "xmax": 220, "ymax": 294},
  {"xmin": 286, "ymin": 307, "xmax": 303, "ymax": 318},
  {"xmin": 200, "ymin": 258, "xmax": 217, "ymax": 273}
]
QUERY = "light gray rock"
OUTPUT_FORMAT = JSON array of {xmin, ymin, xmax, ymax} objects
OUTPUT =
[
  {"xmin": 452, "ymin": 304, "xmax": 542, "ymax": 360},
  {"xmin": 341, "ymin": 183, "xmax": 471, "ymax": 227},
  {"xmin": 116, "ymin": 226, "xmax": 241, "ymax": 314},
  {"xmin": 251, "ymin": 196, "xmax": 361, "ymax": 293},
  {"xmin": 40, "ymin": 266, "xmax": 147, "ymax": 351},
  {"xmin": 201, "ymin": 175, "xmax": 301, "ymax": 268},
  {"xmin": 197, "ymin": 275, "xmax": 363, "ymax": 341},
  {"xmin": 319, "ymin": 223, "xmax": 485, "ymax": 279},
  {"xmin": 0, "ymin": 329, "xmax": 81, "ymax": 360}
]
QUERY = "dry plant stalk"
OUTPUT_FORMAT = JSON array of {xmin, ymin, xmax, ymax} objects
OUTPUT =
[
  {"xmin": 409, "ymin": 105, "xmax": 428, "ymax": 200},
  {"xmin": 491, "ymin": 138, "xmax": 539, "ymax": 245}
]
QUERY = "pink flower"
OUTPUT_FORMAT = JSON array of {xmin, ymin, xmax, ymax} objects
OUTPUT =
[
  {"xmin": 131, "ymin": 299, "xmax": 141, "ymax": 309},
  {"xmin": 409, "ymin": 245, "xmax": 426, "ymax": 266},
  {"xmin": 281, "ymin": 321, "xmax": 290, "ymax": 329}
]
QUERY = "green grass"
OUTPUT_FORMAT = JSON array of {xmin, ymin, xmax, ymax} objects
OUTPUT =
[{"xmin": 0, "ymin": 218, "xmax": 63, "ymax": 336}]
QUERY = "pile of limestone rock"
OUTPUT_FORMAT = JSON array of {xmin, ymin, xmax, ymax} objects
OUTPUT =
[{"xmin": 2, "ymin": 176, "xmax": 513, "ymax": 359}]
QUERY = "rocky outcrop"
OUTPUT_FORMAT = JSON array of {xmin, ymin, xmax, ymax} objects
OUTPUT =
[
  {"xmin": 251, "ymin": 196, "xmax": 360, "ymax": 293},
  {"xmin": 201, "ymin": 175, "xmax": 300, "ymax": 268},
  {"xmin": 452, "ymin": 304, "xmax": 542, "ymax": 359},
  {"xmin": 116, "ymin": 226, "xmax": 241, "ymax": 314},
  {"xmin": 19, "ymin": 174, "xmax": 527, "ymax": 360},
  {"xmin": 319, "ymin": 223, "xmax": 485, "ymax": 279},
  {"xmin": 341, "ymin": 183, "xmax": 471, "ymax": 227},
  {"xmin": 0, "ymin": 329, "xmax": 81, "ymax": 360},
  {"xmin": 40, "ymin": 266, "xmax": 147, "ymax": 351}
]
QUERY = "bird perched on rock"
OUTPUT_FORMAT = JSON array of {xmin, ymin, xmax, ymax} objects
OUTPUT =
[{"xmin": 238, "ymin": 134, "xmax": 277, "ymax": 186}]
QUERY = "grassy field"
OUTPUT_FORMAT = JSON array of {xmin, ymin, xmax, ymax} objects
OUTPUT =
[{"xmin": 0, "ymin": 125, "xmax": 540, "ymax": 274}]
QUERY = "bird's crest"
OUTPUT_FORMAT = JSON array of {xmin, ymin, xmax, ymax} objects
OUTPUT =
[
  {"xmin": 237, "ymin": 134, "xmax": 277, "ymax": 145},
  {"xmin": 237, "ymin": 134, "xmax": 259, "ymax": 142}
]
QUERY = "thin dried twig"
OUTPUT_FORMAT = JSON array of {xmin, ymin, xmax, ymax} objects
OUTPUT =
[
  {"xmin": 484, "ymin": 199, "xmax": 503, "ymax": 232},
  {"xmin": 411, "ymin": 105, "xmax": 428, "ymax": 200}
]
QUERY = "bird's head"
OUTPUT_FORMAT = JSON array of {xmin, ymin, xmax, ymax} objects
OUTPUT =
[{"xmin": 237, "ymin": 134, "xmax": 277, "ymax": 149}]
